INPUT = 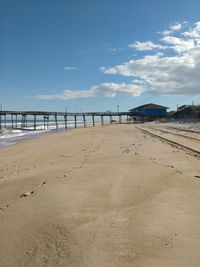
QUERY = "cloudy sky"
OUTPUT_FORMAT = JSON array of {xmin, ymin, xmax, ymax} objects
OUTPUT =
[{"xmin": 1, "ymin": 0, "xmax": 200, "ymax": 112}]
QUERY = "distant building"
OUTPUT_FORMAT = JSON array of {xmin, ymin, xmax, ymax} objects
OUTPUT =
[
  {"xmin": 174, "ymin": 105, "xmax": 200, "ymax": 120},
  {"xmin": 129, "ymin": 103, "xmax": 168, "ymax": 117},
  {"xmin": 177, "ymin": 105, "xmax": 190, "ymax": 111}
]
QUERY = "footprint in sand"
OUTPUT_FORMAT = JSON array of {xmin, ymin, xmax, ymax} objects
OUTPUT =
[
  {"xmin": 153, "ymin": 161, "xmax": 158, "ymax": 164},
  {"xmin": 60, "ymin": 154, "xmax": 65, "ymax": 158},
  {"xmin": 166, "ymin": 165, "xmax": 174, "ymax": 168},
  {"xmin": 20, "ymin": 180, "xmax": 47, "ymax": 198},
  {"xmin": 149, "ymin": 157, "xmax": 156, "ymax": 160},
  {"xmin": 20, "ymin": 191, "xmax": 34, "ymax": 198},
  {"xmin": 0, "ymin": 204, "xmax": 9, "ymax": 211},
  {"xmin": 57, "ymin": 173, "xmax": 68, "ymax": 179},
  {"xmin": 39, "ymin": 181, "xmax": 46, "ymax": 187}
]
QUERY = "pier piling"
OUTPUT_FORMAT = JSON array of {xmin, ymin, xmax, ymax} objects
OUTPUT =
[
  {"xmin": 101, "ymin": 115, "xmax": 104, "ymax": 125},
  {"xmin": 21, "ymin": 114, "xmax": 26, "ymax": 130},
  {"xmin": 15, "ymin": 115, "xmax": 18, "ymax": 129},
  {"xmin": 34, "ymin": 115, "xmax": 37, "ymax": 130},
  {"xmin": 83, "ymin": 115, "xmax": 86, "ymax": 128},
  {"xmin": 54, "ymin": 114, "xmax": 58, "ymax": 129},
  {"xmin": 11, "ymin": 114, "xmax": 14, "ymax": 129},
  {"xmin": 64, "ymin": 115, "xmax": 68, "ymax": 129},
  {"xmin": 110, "ymin": 115, "xmax": 112, "ymax": 124},
  {"xmin": 74, "ymin": 115, "xmax": 77, "ymax": 128},
  {"xmin": 92, "ymin": 115, "xmax": 95, "ymax": 127},
  {"xmin": 4, "ymin": 115, "xmax": 6, "ymax": 128}
]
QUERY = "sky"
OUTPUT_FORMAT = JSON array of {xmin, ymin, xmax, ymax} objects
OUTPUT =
[{"xmin": 1, "ymin": 0, "xmax": 200, "ymax": 112}]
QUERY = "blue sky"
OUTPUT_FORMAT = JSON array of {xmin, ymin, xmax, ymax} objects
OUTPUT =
[{"xmin": 1, "ymin": 0, "xmax": 200, "ymax": 112}]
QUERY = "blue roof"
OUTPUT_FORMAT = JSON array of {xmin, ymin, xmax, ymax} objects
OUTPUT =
[{"xmin": 129, "ymin": 103, "xmax": 168, "ymax": 112}]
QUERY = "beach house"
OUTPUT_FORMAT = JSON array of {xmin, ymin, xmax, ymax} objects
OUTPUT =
[{"xmin": 129, "ymin": 103, "xmax": 168, "ymax": 121}]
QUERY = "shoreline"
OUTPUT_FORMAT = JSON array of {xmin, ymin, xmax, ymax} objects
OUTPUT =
[
  {"xmin": 0, "ymin": 120, "xmax": 105, "ymax": 149},
  {"xmin": 0, "ymin": 124, "xmax": 82, "ymax": 149}
]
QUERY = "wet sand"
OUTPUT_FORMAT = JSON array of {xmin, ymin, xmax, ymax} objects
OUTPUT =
[{"xmin": 0, "ymin": 124, "xmax": 200, "ymax": 267}]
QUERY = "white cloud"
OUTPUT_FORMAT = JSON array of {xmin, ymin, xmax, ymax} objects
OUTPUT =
[
  {"xmin": 109, "ymin": 47, "xmax": 123, "ymax": 52},
  {"xmin": 64, "ymin": 66, "xmax": 77, "ymax": 70},
  {"xmin": 79, "ymin": 49, "xmax": 92, "ymax": 54},
  {"xmin": 162, "ymin": 36, "xmax": 195, "ymax": 53},
  {"xmin": 101, "ymin": 49, "xmax": 200, "ymax": 95},
  {"xmin": 162, "ymin": 30, "xmax": 172, "ymax": 36},
  {"xmin": 170, "ymin": 23, "xmax": 182, "ymax": 31},
  {"xmin": 181, "ymin": 22, "xmax": 200, "ymax": 42},
  {"xmin": 35, "ymin": 82, "xmax": 144, "ymax": 100},
  {"xmin": 161, "ymin": 23, "xmax": 183, "ymax": 35},
  {"xmin": 101, "ymin": 21, "xmax": 200, "ymax": 96},
  {"xmin": 129, "ymin": 41, "xmax": 167, "ymax": 51}
]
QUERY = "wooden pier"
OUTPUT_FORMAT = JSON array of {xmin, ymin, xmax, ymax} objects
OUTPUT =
[{"xmin": 0, "ymin": 110, "xmax": 133, "ymax": 131}]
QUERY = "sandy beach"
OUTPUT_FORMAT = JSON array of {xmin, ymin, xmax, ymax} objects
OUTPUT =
[{"xmin": 0, "ymin": 123, "xmax": 200, "ymax": 267}]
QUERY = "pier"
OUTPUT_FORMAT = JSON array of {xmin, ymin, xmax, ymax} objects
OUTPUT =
[{"xmin": 0, "ymin": 110, "xmax": 133, "ymax": 130}]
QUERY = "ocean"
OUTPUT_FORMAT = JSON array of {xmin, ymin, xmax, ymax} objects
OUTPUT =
[{"xmin": 0, "ymin": 119, "xmax": 87, "ymax": 148}]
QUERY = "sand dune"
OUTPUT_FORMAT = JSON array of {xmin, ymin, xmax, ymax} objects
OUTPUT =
[{"xmin": 0, "ymin": 124, "xmax": 200, "ymax": 267}]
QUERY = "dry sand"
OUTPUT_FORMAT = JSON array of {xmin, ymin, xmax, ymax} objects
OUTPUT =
[{"xmin": 0, "ymin": 124, "xmax": 200, "ymax": 267}]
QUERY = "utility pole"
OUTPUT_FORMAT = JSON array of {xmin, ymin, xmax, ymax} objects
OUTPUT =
[{"xmin": 117, "ymin": 105, "xmax": 119, "ymax": 114}]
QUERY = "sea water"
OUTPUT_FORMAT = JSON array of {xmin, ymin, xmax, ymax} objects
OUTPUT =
[{"xmin": 0, "ymin": 119, "xmax": 87, "ymax": 148}]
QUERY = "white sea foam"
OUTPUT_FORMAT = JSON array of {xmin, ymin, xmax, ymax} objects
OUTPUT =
[{"xmin": 0, "ymin": 120, "xmax": 87, "ymax": 148}]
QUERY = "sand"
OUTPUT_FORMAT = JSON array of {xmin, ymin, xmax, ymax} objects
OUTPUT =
[{"xmin": 0, "ymin": 123, "xmax": 200, "ymax": 267}]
